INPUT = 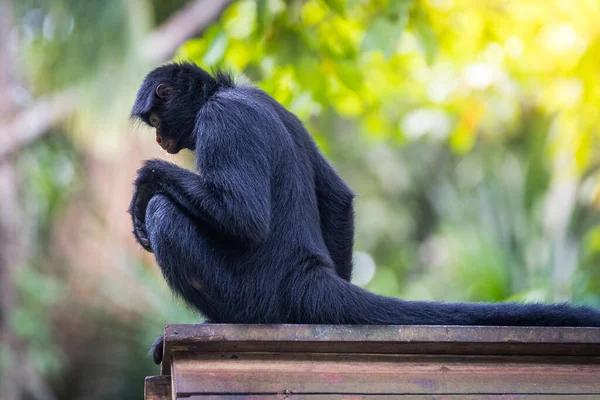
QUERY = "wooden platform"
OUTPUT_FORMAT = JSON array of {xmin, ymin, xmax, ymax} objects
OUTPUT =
[{"xmin": 145, "ymin": 324, "xmax": 600, "ymax": 399}]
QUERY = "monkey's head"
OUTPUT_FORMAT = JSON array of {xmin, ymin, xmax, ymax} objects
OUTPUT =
[{"xmin": 130, "ymin": 62, "xmax": 221, "ymax": 154}]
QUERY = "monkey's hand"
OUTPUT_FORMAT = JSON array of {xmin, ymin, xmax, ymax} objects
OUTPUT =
[
  {"xmin": 129, "ymin": 159, "xmax": 171, "ymax": 252},
  {"xmin": 131, "ymin": 212, "xmax": 153, "ymax": 252},
  {"xmin": 150, "ymin": 321, "xmax": 213, "ymax": 365},
  {"xmin": 129, "ymin": 184, "xmax": 154, "ymax": 253}
]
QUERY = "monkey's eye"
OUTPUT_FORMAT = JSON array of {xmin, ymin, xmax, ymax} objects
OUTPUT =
[{"xmin": 149, "ymin": 115, "xmax": 160, "ymax": 128}]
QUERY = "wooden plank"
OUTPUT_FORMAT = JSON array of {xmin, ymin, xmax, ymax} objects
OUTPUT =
[
  {"xmin": 185, "ymin": 396, "xmax": 600, "ymax": 400},
  {"xmin": 145, "ymin": 375, "xmax": 172, "ymax": 400},
  {"xmin": 172, "ymin": 353, "xmax": 600, "ymax": 395},
  {"xmin": 164, "ymin": 325, "xmax": 600, "ymax": 348},
  {"xmin": 160, "ymin": 324, "xmax": 600, "ymax": 375}
]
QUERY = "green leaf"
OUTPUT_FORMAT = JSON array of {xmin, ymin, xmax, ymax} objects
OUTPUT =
[
  {"xmin": 322, "ymin": 0, "xmax": 346, "ymax": 15},
  {"xmin": 334, "ymin": 61, "xmax": 363, "ymax": 92},
  {"xmin": 256, "ymin": 0, "xmax": 268, "ymax": 34},
  {"xmin": 202, "ymin": 33, "xmax": 229, "ymax": 66},
  {"xmin": 362, "ymin": 17, "xmax": 407, "ymax": 58},
  {"xmin": 411, "ymin": 7, "xmax": 438, "ymax": 65},
  {"xmin": 386, "ymin": 0, "xmax": 413, "ymax": 21}
]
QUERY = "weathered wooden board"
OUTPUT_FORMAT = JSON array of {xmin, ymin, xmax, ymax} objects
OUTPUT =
[
  {"xmin": 145, "ymin": 376, "xmax": 171, "ymax": 400},
  {"xmin": 160, "ymin": 324, "xmax": 600, "ymax": 375},
  {"xmin": 183, "ymin": 396, "xmax": 600, "ymax": 399},
  {"xmin": 172, "ymin": 352, "xmax": 600, "ymax": 396},
  {"xmin": 145, "ymin": 324, "xmax": 600, "ymax": 399}
]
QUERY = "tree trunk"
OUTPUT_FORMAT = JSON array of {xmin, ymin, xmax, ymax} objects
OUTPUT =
[{"xmin": 0, "ymin": 0, "xmax": 25, "ymax": 399}]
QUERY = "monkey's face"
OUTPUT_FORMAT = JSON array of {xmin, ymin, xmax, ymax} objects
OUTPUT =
[
  {"xmin": 132, "ymin": 63, "xmax": 218, "ymax": 153},
  {"xmin": 147, "ymin": 110, "xmax": 180, "ymax": 155},
  {"xmin": 134, "ymin": 82, "xmax": 197, "ymax": 155},
  {"xmin": 147, "ymin": 84, "xmax": 182, "ymax": 154}
]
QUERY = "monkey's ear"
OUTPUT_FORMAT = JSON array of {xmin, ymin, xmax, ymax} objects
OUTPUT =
[{"xmin": 155, "ymin": 84, "xmax": 171, "ymax": 99}]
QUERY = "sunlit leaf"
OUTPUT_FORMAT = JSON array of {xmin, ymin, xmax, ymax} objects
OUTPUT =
[
  {"xmin": 362, "ymin": 17, "xmax": 407, "ymax": 58},
  {"xmin": 449, "ymin": 102, "xmax": 484, "ymax": 154},
  {"xmin": 386, "ymin": 0, "xmax": 413, "ymax": 21},
  {"xmin": 411, "ymin": 6, "xmax": 438, "ymax": 65},
  {"xmin": 256, "ymin": 0, "xmax": 268, "ymax": 34},
  {"xmin": 301, "ymin": 0, "xmax": 329, "ymax": 25},
  {"xmin": 322, "ymin": 0, "xmax": 345, "ymax": 15},
  {"xmin": 223, "ymin": 0, "xmax": 257, "ymax": 39},
  {"xmin": 334, "ymin": 61, "xmax": 363, "ymax": 91},
  {"xmin": 332, "ymin": 90, "xmax": 364, "ymax": 116},
  {"xmin": 202, "ymin": 33, "xmax": 228, "ymax": 66},
  {"xmin": 226, "ymin": 40, "xmax": 255, "ymax": 70}
]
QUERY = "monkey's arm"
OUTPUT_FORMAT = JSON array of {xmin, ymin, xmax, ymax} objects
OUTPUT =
[
  {"xmin": 315, "ymin": 156, "xmax": 355, "ymax": 281},
  {"xmin": 129, "ymin": 132, "xmax": 271, "ymax": 248}
]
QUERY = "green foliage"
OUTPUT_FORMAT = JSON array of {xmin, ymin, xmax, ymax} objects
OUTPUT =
[
  {"xmin": 12, "ymin": 269, "xmax": 63, "ymax": 375},
  {"xmin": 177, "ymin": 0, "xmax": 600, "ymax": 304},
  {"xmin": 177, "ymin": 0, "xmax": 421, "ymax": 127},
  {"xmin": 14, "ymin": 0, "xmax": 133, "ymax": 94},
  {"xmin": 9, "ymin": 0, "xmax": 600, "ymax": 396},
  {"xmin": 4, "ymin": 134, "xmax": 82, "ymax": 378}
]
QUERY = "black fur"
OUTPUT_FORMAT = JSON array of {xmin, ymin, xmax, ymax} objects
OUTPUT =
[{"xmin": 130, "ymin": 62, "xmax": 600, "ymax": 363}]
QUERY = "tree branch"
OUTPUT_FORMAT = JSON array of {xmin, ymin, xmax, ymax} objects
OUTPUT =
[
  {"xmin": 0, "ymin": 89, "xmax": 79, "ymax": 160},
  {"xmin": 0, "ymin": 0, "xmax": 235, "ymax": 159},
  {"xmin": 142, "ymin": 0, "xmax": 235, "ymax": 62}
]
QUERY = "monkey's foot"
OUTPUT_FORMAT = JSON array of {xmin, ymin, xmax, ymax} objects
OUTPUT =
[{"xmin": 149, "ymin": 334, "xmax": 164, "ymax": 365}]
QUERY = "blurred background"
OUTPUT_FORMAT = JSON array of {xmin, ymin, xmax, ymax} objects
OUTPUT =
[{"xmin": 1, "ymin": 0, "xmax": 599, "ymax": 398}]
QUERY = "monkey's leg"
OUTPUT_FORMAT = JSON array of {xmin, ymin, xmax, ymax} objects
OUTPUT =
[
  {"xmin": 315, "ymin": 157, "xmax": 355, "ymax": 281},
  {"xmin": 144, "ymin": 194, "xmax": 230, "ymax": 363}
]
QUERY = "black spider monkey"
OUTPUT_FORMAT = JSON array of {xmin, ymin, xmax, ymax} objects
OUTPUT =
[{"xmin": 129, "ymin": 62, "xmax": 600, "ymax": 364}]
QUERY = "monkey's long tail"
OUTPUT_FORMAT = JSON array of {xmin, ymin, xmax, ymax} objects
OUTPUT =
[{"xmin": 287, "ymin": 267, "xmax": 600, "ymax": 327}]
